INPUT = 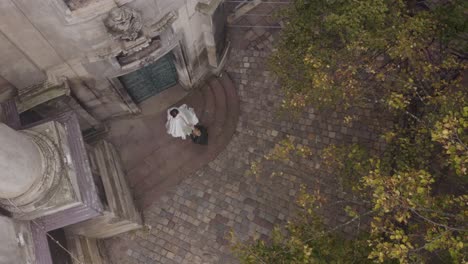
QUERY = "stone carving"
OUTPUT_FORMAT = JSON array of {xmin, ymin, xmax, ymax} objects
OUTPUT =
[
  {"xmin": 104, "ymin": 6, "xmax": 143, "ymax": 41},
  {"xmin": 150, "ymin": 11, "xmax": 178, "ymax": 33},
  {"xmin": 117, "ymin": 39, "xmax": 162, "ymax": 65}
]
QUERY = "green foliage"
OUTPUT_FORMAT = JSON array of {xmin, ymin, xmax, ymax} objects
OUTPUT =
[
  {"xmin": 270, "ymin": 0, "xmax": 467, "ymax": 112},
  {"xmin": 265, "ymin": 136, "xmax": 312, "ymax": 162},
  {"xmin": 236, "ymin": 0, "xmax": 468, "ymax": 263},
  {"xmin": 322, "ymin": 144, "xmax": 372, "ymax": 190},
  {"xmin": 432, "ymin": 108, "xmax": 468, "ymax": 176},
  {"xmin": 232, "ymin": 188, "xmax": 373, "ymax": 264},
  {"xmin": 362, "ymin": 167, "xmax": 467, "ymax": 263}
]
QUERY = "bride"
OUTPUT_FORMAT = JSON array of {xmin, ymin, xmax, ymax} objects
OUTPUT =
[{"xmin": 165, "ymin": 104, "xmax": 199, "ymax": 140}]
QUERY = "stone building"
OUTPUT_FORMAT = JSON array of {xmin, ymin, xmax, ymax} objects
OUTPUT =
[
  {"xmin": 0, "ymin": 108, "xmax": 144, "ymax": 263},
  {"xmin": 0, "ymin": 0, "xmax": 229, "ymax": 263},
  {"xmin": 0, "ymin": 0, "xmax": 228, "ymax": 130}
]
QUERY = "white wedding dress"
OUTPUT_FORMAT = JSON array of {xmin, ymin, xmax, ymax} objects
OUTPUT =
[{"xmin": 165, "ymin": 104, "xmax": 199, "ymax": 140}]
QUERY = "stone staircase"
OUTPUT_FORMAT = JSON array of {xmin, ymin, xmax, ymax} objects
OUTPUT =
[{"xmin": 107, "ymin": 73, "xmax": 240, "ymax": 209}]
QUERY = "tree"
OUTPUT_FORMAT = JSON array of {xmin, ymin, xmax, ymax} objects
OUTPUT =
[
  {"xmin": 232, "ymin": 186, "xmax": 372, "ymax": 264},
  {"xmin": 234, "ymin": 0, "xmax": 467, "ymax": 263}
]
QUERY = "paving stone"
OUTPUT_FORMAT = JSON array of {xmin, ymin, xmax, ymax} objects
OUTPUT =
[{"xmin": 103, "ymin": 3, "xmax": 385, "ymax": 263}]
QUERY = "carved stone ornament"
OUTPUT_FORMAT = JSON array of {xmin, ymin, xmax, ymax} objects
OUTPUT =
[
  {"xmin": 104, "ymin": 6, "xmax": 143, "ymax": 41},
  {"xmin": 150, "ymin": 11, "xmax": 178, "ymax": 33}
]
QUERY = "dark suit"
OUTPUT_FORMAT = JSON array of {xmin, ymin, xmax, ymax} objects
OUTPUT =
[{"xmin": 190, "ymin": 125, "xmax": 208, "ymax": 145}]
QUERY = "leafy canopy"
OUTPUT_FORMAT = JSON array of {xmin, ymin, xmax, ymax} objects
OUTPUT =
[{"xmin": 236, "ymin": 0, "xmax": 467, "ymax": 263}]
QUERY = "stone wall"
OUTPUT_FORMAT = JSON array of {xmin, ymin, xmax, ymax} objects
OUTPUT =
[{"xmin": 0, "ymin": 0, "xmax": 224, "ymax": 122}]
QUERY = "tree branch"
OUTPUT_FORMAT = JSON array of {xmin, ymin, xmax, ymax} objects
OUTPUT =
[{"xmin": 409, "ymin": 208, "xmax": 468, "ymax": 232}]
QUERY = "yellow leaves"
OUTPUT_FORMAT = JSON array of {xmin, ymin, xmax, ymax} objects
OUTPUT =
[
  {"xmin": 304, "ymin": 56, "xmax": 323, "ymax": 69},
  {"xmin": 432, "ymin": 111, "xmax": 468, "ymax": 176},
  {"xmin": 376, "ymin": 72, "xmax": 386, "ymax": 81},
  {"xmin": 248, "ymin": 161, "xmax": 262, "ymax": 179},
  {"xmin": 303, "ymin": 245, "xmax": 312, "ymax": 258},
  {"xmin": 369, "ymin": 231, "xmax": 415, "ymax": 264},
  {"xmin": 417, "ymin": 187, "xmax": 425, "ymax": 194},
  {"xmin": 378, "ymin": 252, "xmax": 385, "ymax": 263},
  {"xmin": 344, "ymin": 115, "xmax": 354, "ymax": 124},
  {"xmin": 387, "ymin": 92, "xmax": 410, "ymax": 110},
  {"xmin": 442, "ymin": 129, "xmax": 450, "ymax": 136},
  {"xmin": 265, "ymin": 136, "xmax": 312, "ymax": 163},
  {"xmin": 365, "ymin": 167, "xmax": 466, "ymax": 262},
  {"xmin": 363, "ymin": 169, "xmax": 436, "ymax": 224},
  {"xmin": 297, "ymin": 187, "xmax": 324, "ymax": 211},
  {"xmin": 395, "ymin": 211, "xmax": 410, "ymax": 224},
  {"xmin": 345, "ymin": 205, "xmax": 358, "ymax": 218}
]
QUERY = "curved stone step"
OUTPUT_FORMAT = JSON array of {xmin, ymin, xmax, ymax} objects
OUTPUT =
[
  {"xmin": 139, "ymin": 75, "xmax": 240, "ymax": 208},
  {"xmin": 220, "ymin": 72, "xmax": 240, "ymax": 131},
  {"xmin": 133, "ymin": 81, "xmax": 226, "ymax": 198},
  {"xmin": 200, "ymin": 85, "xmax": 216, "ymax": 126},
  {"xmin": 108, "ymin": 88, "xmax": 205, "ymax": 175},
  {"xmin": 176, "ymin": 87, "xmax": 206, "ymax": 119},
  {"xmin": 196, "ymin": 73, "xmax": 240, "ymax": 163},
  {"xmin": 207, "ymin": 77, "xmax": 228, "ymax": 137},
  {"xmin": 123, "ymin": 89, "xmax": 206, "ymax": 188}
]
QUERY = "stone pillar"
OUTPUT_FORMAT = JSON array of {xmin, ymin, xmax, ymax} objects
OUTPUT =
[
  {"xmin": 0, "ymin": 123, "xmax": 43, "ymax": 198},
  {"xmin": 0, "ymin": 215, "xmax": 35, "ymax": 264},
  {"xmin": 196, "ymin": 0, "xmax": 228, "ymax": 70},
  {"xmin": 0, "ymin": 122, "xmax": 62, "ymax": 218},
  {"xmin": 172, "ymin": 44, "xmax": 193, "ymax": 88}
]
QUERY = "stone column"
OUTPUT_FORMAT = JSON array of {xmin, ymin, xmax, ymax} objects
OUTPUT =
[
  {"xmin": 0, "ymin": 123, "xmax": 43, "ymax": 198},
  {"xmin": 0, "ymin": 122, "xmax": 62, "ymax": 218},
  {"xmin": 172, "ymin": 44, "xmax": 193, "ymax": 89},
  {"xmin": 0, "ymin": 215, "xmax": 35, "ymax": 264}
]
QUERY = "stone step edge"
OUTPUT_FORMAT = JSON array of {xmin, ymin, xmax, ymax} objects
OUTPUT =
[
  {"xmin": 138, "ymin": 75, "xmax": 240, "ymax": 208},
  {"xmin": 133, "ymin": 76, "xmax": 230, "ymax": 196}
]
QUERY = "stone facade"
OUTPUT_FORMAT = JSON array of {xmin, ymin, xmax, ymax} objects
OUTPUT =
[
  {"xmin": 0, "ymin": 110, "xmax": 142, "ymax": 263},
  {"xmin": 0, "ymin": 0, "xmax": 228, "ymax": 123},
  {"xmin": 0, "ymin": 2, "xmax": 230, "ymax": 262}
]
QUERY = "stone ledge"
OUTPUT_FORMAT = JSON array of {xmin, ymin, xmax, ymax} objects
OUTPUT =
[
  {"xmin": 50, "ymin": 0, "xmax": 134, "ymax": 25},
  {"xmin": 65, "ymin": 231, "xmax": 105, "ymax": 264},
  {"xmin": 196, "ymin": 0, "xmax": 224, "ymax": 16},
  {"xmin": 66, "ymin": 140, "xmax": 142, "ymax": 238}
]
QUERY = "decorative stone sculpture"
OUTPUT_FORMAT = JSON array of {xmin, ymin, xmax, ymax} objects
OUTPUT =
[{"xmin": 104, "ymin": 6, "xmax": 143, "ymax": 41}]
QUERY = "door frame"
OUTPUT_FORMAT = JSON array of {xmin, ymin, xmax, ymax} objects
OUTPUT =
[
  {"xmin": 117, "ymin": 52, "xmax": 178, "ymax": 104},
  {"xmin": 108, "ymin": 43, "xmax": 192, "ymax": 114}
]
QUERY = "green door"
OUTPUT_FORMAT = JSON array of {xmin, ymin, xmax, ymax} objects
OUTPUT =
[{"xmin": 118, "ymin": 53, "xmax": 178, "ymax": 103}]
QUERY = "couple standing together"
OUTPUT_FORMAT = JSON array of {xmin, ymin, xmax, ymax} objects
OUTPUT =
[{"xmin": 165, "ymin": 104, "xmax": 208, "ymax": 145}]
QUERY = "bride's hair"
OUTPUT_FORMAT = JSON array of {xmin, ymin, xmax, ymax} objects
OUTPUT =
[{"xmin": 170, "ymin": 109, "xmax": 179, "ymax": 118}]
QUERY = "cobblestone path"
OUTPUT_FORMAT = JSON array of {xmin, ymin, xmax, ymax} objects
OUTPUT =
[{"xmin": 103, "ymin": 9, "xmax": 385, "ymax": 264}]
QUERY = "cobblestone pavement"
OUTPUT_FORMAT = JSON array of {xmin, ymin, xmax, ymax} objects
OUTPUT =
[{"xmin": 103, "ymin": 7, "xmax": 385, "ymax": 264}]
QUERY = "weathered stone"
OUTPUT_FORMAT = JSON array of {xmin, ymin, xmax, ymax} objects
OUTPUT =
[
  {"xmin": 66, "ymin": 140, "xmax": 142, "ymax": 238},
  {"xmin": 0, "ymin": 216, "xmax": 35, "ymax": 264},
  {"xmin": 0, "ymin": 121, "xmax": 83, "ymax": 220},
  {"xmin": 102, "ymin": 2, "xmax": 385, "ymax": 263}
]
